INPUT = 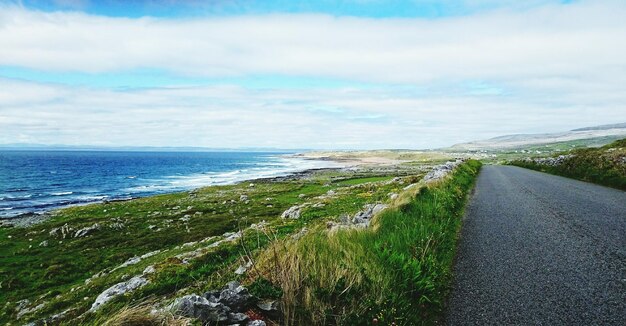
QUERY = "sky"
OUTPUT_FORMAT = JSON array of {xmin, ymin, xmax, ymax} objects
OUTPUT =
[{"xmin": 0, "ymin": 0, "xmax": 625, "ymax": 150}]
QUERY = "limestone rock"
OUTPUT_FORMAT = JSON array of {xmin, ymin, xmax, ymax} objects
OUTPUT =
[
  {"xmin": 281, "ymin": 205, "xmax": 302, "ymax": 219},
  {"xmin": 170, "ymin": 294, "xmax": 230, "ymax": 322},
  {"xmin": 48, "ymin": 223, "xmax": 73, "ymax": 239},
  {"xmin": 248, "ymin": 321, "xmax": 267, "ymax": 326},
  {"xmin": 90, "ymin": 276, "xmax": 148, "ymax": 311},
  {"xmin": 74, "ymin": 223, "xmax": 101, "ymax": 238},
  {"xmin": 219, "ymin": 281, "xmax": 252, "ymax": 311}
]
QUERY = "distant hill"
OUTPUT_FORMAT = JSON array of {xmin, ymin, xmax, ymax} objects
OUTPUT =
[
  {"xmin": 571, "ymin": 122, "xmax": 626, "ymax": 132},
  {"xmin": 450, "ymin": 123, "xmax": 626, "ymax": 151}
]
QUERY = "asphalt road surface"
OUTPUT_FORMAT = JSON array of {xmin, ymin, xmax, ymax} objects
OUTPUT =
[{"xmin": 446, "ymin": 165, "xmax": 626, "ymax": 325}]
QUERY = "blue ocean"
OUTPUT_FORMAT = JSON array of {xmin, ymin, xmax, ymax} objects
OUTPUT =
[{"xmin": 0, "ymin": 150, "xmax": 335, "ymax": 218}]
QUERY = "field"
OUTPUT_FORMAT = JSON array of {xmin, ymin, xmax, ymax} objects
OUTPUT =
[{"xmin": 2, "ymin": 159, "xmax": 482, "ymax": 325}]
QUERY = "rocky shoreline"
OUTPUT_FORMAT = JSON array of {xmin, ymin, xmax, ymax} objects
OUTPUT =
[{"xmin": 0, "ymin": 166, "xmax": 346, "ymax": 229}]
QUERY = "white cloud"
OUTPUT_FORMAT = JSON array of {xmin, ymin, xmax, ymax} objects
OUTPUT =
[
  {"xmin": 1, "ymin": 78, "xmax": 624, "ymax": 149},
  {"xmin": 0, "ymin": 1, "xmax": 625, "ymax": 149},
  {"xmin": 0, "ymin": 1, "xmax": 624, "ymax": 83}
]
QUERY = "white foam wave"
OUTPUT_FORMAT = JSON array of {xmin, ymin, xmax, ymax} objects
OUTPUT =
[
  {"xmin": 124, "ymin": 157, "xmax": 343, "ymax": 193},
  {"xmin": 51, "ymin": 191, "xmax": 73, "ymax": 196}
]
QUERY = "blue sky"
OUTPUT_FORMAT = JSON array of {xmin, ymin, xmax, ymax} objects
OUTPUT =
[
  {"xmin": 16, "ymin": 0, "xmax": 574, "ymax": 18},
  {"xmin": 0, "ymin": 0, "xmax": 624, "ymax": 149}
]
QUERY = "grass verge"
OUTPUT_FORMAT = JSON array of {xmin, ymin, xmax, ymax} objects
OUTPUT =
[
  {"xmin": 509, "ymin": 139, "xmax": 626, "ymax": 190},
  {"xmin": 254, "ymin": 160, "xmax": 482, "ymax": 325}
]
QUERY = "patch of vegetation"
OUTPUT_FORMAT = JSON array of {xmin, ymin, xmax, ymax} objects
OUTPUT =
[
  {"xmin": 255, "ymin": 160, "xmax": 482, "ymax": 325},
  {"xmin": 0, "ymin": 166, "xmax": 411, "ymax": 325},
  {"xmin": 509, "ymin": 138, "xmax": 626, "ymax": 190}
]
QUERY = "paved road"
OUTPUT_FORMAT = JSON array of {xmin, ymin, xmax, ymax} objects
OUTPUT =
[{"xmin": 446, "ymin": 165, "xmax": 626, "ymax": 325}]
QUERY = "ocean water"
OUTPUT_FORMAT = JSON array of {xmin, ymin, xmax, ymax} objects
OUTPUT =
[{"xmin": 0, "ymin": 150, "xmax": 338, "ymax": 218}]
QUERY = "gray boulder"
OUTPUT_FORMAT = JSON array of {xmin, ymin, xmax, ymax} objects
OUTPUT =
[
  {"xmin": 74, "ymin": 223, "xmax": 101, "ymax": 238},
  {"xmin": 257, "ymin": 300, "xmax": 281, "ymax": 318},
  {"xmin": 280, "ymin": 205, "xmax": 302, "ymax": 219},
  {"xmin": 248, "ymin": 320, "xmax": 267, "ymax": 326},
  {"xmin": 90, "ymin": 276, "xmax": 148, "ymax": 311},
  {"xmin": 49, "ymin": 223, "xmax": 73, "ymax": 239},
  {"xmin": 170, "ymin": 294, "xmax": 230, "ymax": 322},
  {"xmin": 228, "ymin": 312, "xmax": 249, "ymax": 323},
  {"xmin": 219, "ymin": 281, "xmax": 252, "ymax": 311},
  {"xmin": 352, "ymin": 204, "xmax": 388, "ymax": 226}
]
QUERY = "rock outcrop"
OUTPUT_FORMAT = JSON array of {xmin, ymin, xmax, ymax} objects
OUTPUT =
[
  {"xmin": 524, "ymin": 154, "xmax": 574, "ymax": 167},
  {"xmin": 423, "ymin": 159, "xmax": 464, "ymax": 183},
  {"xmin": 74, "ymin": 223, "xmax": 101, "ymax": 238},
  {"xmin": 90, "ymin": 276, "xmax": 149, "ymax": 311},
  {"xmin": 280, "ymin": 205, "xmax": 302, "ymax": 219},
  {"xmin": 327, "ymin": 203, "xmax": 388, "ymax": 231},
  {"xmin": 169, "ymin": 281, "xmax": 259, "ymax": 325}
]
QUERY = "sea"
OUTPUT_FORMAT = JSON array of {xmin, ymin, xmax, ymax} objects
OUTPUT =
[{"xmin": 0, "ymin": 150, "xmax": 339, "ymax": 218}]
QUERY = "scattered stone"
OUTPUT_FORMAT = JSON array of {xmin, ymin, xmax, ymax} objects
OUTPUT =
[
  {"xmin": 234, "ymin": 265, "xmax": 247, "ymax": 275},
  {"xmin": 249, "ymin": 221, "xmax": 268, "ymax": 230},
  {"xmin": 249, "ymin": 183, "xmax": 255, "ymax": 187},
  {"xmin": 148, "ymin": 225, "xmax": 158, "ymax": 230},
  {"xmin": 389, "ymin": 193, "xmax": 399, "ymax": 200},
  {"xmin": 170, "ymin": 281, "xmax": 257, "ymax": 324},
  {"xmin": 328, "ymin": 203, "xmax": 388, "ymax": 231},
  {"xmin": 525, "ymin": 155, "xmax": 574, "ymax": 167},
  {"xmin": 219, "ymin": 281, "xmax": 252, "ymax": 312},
  {"xmin": 234, "ymin": 260, "xmax": 253, "ymax": 275},
  {"xmin": 240, "ymin": 195, "xmax": 249, "ymax": 202},
  {"xmin": 49, "ymin": 223, "xmax": 73, "ymax": 239},
  {"xmin": 298, "ymin": 193, "xmax": 307, "ymax": 198},
  {"xmin": 291, "ymin": 227, "xmax": 308, "ymax": 240},
  {"xmin": 312, "ymin": 202, "xmax": 326, "ymax": 208},
  {"xmin": 403, "ymin": 183, "xmax": 418, "ymax": 190},
  {"xmin": 85, "ymin": 270, "xmax": 109, "ymax": 284},
  {"xmin": 46, "ymin": 308, "xmax": 74, "ymax": 324},
  {"xmin": 228, "ymin": 312, "xmax": 249, "ymax": 323},
  {"xmin": 141, "ymin": 250, "xmax": 161, "ymax": 259},
  {"xmin": 74, "ymin": 223, "xmax": 101, "ymax": 238},
  {"xmin": 143, "ymin": 265, "xmax": 156, "ymax": 274},
  {"xmin": 248, "ymin": 320, "xmax": 266, "ymax": 326},
  {"xmin": 118, "ymin": 256, "xmax": 141, "ymax": 268},
  {"xmin": 257, "ymin": 300, "xmax": 281, "ymax": 318},
  {"xmin": 223, "ymin": 231, "xmax": 242, "ymax": 242},
  {"xmin": 169, "ymin": 294, "xmax": 230, "ymax": 322},
  {"xmin": 423, "ymin": 159, "xmax": 465, "ymax": 183},
  {"xmin": 352, "ymin": 204, "xmax": 388, "ymax": 227},
  {"xmin": 109, "ymin": 222, "xmax": 125, "ymax": 230},
  {"xmin": 90, "ymin": 276, "xmax": 149, "ymax": 311},
  {"xmin": 16, "ymin": 301, "xmax": 44, "ymax": 319},
  {"xmin": 39, "ymin": 240, "xmax": 49, "ymax": 247},
  {"xmin": 281, "ymin": 205, "xmax": 302, "ymax": 219}
]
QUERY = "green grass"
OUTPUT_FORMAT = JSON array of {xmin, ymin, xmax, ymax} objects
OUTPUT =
[
  {"xmin": 0, "ymin": 168, "xmax": 409, "ymax": 325},
  {"xmin": 256, "ymin": 160, "xmax": 482, "ymax": 325},
  {"xmin": 336, "ymin": 176, "xmax": 394, "ymax": 186},
  {"xmin": 509, "ymin": 138, "xmax": 626, "ymax": 190}
]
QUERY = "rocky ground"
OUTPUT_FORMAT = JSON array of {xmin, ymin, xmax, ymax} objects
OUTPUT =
[{"xmin": 1, "ymin": 154, "xmax": 465, "ymax": 325}]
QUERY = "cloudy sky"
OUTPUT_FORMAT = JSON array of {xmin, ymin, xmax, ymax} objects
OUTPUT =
[{"xmin": 1, "ymin": 0, "xmax": 625, "ymax": 149}]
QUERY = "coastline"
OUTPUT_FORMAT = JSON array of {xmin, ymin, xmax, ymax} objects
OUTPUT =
[
  {"xmin": 0, "ymin": 155, "xmax": 350, "ymax": 228},
  {"xmin": 0, "ymin": 150, "xmax": 436, "ymax": 228}
]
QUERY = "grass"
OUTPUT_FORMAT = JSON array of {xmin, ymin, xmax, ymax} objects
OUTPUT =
[
  {"xmin": 254, "ymin": 160, "xmax": 482, "ymax": 325},
  {"xmin": 509, "ymin": 138, "xmax": 626, "ymax": 190},
  {"xmin": 0, "ymin": 166, "xmax": 411, "ymax": 325}
]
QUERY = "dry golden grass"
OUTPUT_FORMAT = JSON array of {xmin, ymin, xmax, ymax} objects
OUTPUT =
[{"xmin": 102, "ymin": 303, "xmax": 191, "ymax": 326}]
